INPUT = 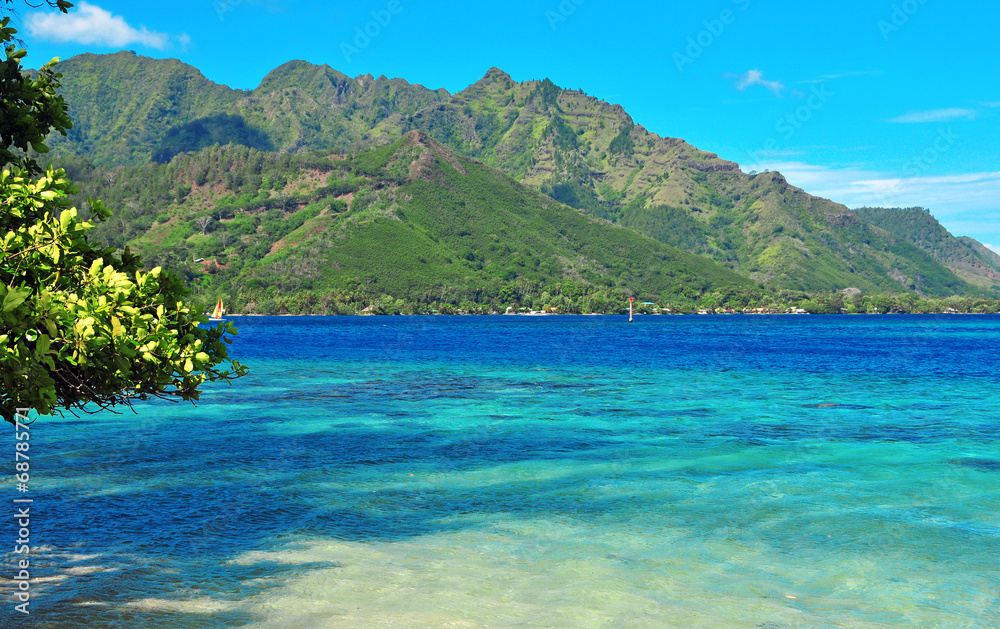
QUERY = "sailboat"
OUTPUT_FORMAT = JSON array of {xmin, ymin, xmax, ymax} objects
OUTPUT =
[{"xmin": 208, "ymin": 298, "xmax": 224, "ymax": 321}]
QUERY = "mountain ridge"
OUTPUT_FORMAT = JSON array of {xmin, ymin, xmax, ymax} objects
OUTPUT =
[
  {"xmin": 41, "ymin": 52, "xmax": 991, "ymax": 298},
  {"xmin": 58, "ymin": 130, "xmax": 760, "ymax": 315},
  {"xmin": 854, "ymin": 207, "xmax": 1000, "ymax": 290}
]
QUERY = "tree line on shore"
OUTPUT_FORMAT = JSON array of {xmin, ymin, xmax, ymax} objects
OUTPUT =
[{"xmin": 202, "ymin": 284, "xmax": 1000, "ymax": 316}]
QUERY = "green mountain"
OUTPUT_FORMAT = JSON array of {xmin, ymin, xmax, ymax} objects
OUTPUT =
[
  {"xmin": 48, "ymin": 52, "xmax": 449, "ymax": 166},
  {"xmin": 44, "ymin": 53, "xmax": 986, "ymax": 297},
  {"xmin": 401, "ymin": 70, "xmax": 971, "ymax": 296},
  {"xmin": 59, "ymin": 132, "xmax": 752, "ymax": 314},
  {"xmin": 854, "ymin": 207, "xmax": 1000, "ymax": 291},
  {"xmin": 48, "ymin": 52, "xmax": 240, "ymax": 165}
]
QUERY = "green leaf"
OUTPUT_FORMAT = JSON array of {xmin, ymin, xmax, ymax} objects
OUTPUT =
[
  {"xmin": 2, "ymin": 287, "xmax": 31, "ymax": 312},
  {"xmin": 35, "ymin": 334, "xmax": 51, "ymax": 357}
]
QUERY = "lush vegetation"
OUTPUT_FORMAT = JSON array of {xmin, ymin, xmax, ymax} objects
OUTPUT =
[
  {"xmin": 1, "ymin": 8, "xmax": 245, "ymax": 424},
  {"xmin": 57, "ymin": 133, "xmax": 761, "ymax": 316},
  {"xmin": 854, "ymin": 207, "xmax": 1000, "ymax": 291},
  {"xmin": 41, "ymin": 54, "xmax": 999, "ymax": 297},
  {"xmin": 45, "ymin": 53, "xmax": 449, "ymax": 167},
  {"xmin": 48, "ymin": 133, "xmax": 997, "ymax": 317}
]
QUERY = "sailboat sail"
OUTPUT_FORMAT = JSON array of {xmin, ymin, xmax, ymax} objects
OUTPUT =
[{"xmin": 211, "ymin": 298, "xmax": 223, "ymax": 319}]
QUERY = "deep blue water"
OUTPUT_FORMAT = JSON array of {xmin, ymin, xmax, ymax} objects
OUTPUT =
[{"xmin": 4, "ymin": 315, "xmax": 1000, "ymax": 627}]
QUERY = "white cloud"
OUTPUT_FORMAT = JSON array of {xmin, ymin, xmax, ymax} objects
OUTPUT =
[
  {"xmin": 733, "ymin": 69, "xmax": 784, "ymax": 97},
  {"xmin": 984, "ymin": 244, "xmax": 1000, "ymax": 255},
  {"xmin": 26, "ymin": 2, "xmax": 170, "ymax": 50},
  {"xmin": 756, "ymin": 160, "xmax": 1000, "ymax": 210},
  {"xmin": 744, "ymin": 160, "xmax": 1000, "ymax": 240},
  {"xmin": 888, "ymin": 108, "xmax": 977, "ymax": 123}
]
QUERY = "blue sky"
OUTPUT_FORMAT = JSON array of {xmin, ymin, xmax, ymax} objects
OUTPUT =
[{"xmin": 16, "ymin": 0, "xmax": 1000, "ymax": 249}]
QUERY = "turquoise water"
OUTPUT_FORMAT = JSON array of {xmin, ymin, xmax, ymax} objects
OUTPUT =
[{"xmin": 5, "ymin": 315, "xmax": 1000, "ymax": 627}]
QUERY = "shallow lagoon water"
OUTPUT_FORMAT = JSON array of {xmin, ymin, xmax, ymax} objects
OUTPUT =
[{"xmin": 6, "ymin": 315, "xmax": 1000, "ymax": 627}]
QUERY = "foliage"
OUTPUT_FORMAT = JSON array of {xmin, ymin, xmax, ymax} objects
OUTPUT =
[
  {"xmin": 544, "ymin": 116, "xmax": 578, "ymax": 151},
  {"xmin": 608, "ymin": 125, "xmax": 634, "ymax": 156},
  {"xmin": 56, "ymin": 133, "xmax": 756, "ymax": 316},
  {"xmin": 56, "ymin": 133, "xmax": 1000, "ymax": 317},
  {"xmin": 36, "ymin": 52, "xmax": 999, "ymax": 299},
  {"xmin": 855, "ymin": 207, "xmax": 1000, "ymax": 291},
  {"xmin": 0, "ymin": 14, "xmax": 71, "ymax": 173},
  {"xmin": 153, "ymin": 114, "xmax": 274, "ymax": 164},
  {"xmin": 530, "ymin": 78, "xmax": 562, "ymax": 109},
  {"xmin": 0, "ymin": 11, "xmax": 245, "ymax": 424}
]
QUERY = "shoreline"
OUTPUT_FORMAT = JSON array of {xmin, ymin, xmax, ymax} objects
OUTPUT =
[{"xmin": 221, "ymin": 311, "xmax": 994, "ymax": 317}]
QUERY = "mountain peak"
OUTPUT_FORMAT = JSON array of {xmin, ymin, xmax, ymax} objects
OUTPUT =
[
  {"xmin": 42, "ymin": 54, "xmax": 992, "ymax": 298},
  {"xmin": 255, "ymin": 59, "xmax": 350, "ymax": 92},
  {"xmin": 462, "ymin": 67, "xmax": 516, "ymax": 94},
  {"xmin": 482, "ymin": 67, "xmax": 513, "ymax": 82}
]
